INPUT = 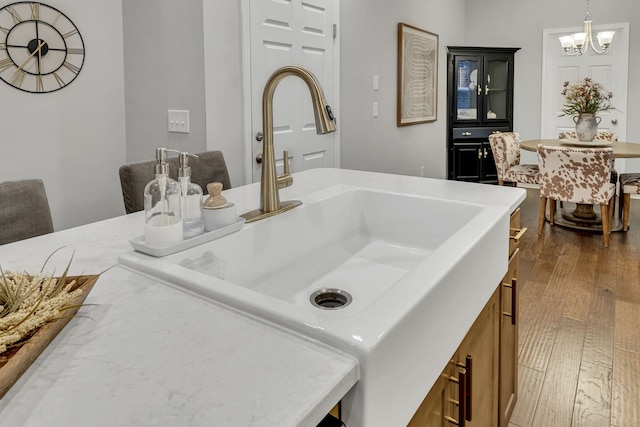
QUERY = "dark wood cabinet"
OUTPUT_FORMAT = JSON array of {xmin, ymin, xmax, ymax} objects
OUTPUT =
[{"xmin": 447, "ymin": 47, "xmax": 519, "ymax": 183}]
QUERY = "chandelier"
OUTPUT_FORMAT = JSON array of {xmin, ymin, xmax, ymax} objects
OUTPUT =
[{"xmin": 558, "ymin": 0, "xmax": 614, "ymax": 55}]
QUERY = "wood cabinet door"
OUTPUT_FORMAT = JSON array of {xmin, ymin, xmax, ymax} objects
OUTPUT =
[
  {"xmin": 408, "ymin": 363, "xmax": 463, "ymax": 427},
  {"xmin": 499, "ymin": 212, "xmax": 522, "ymax": 426},
  {"xmin": 454, "ymin": 287, "xmax": 500, "ymax": 427},
  {"xmin": 481, "ymin": 141, "xmax": 498, "ymax": 183},
  {"xmin": 452, "ymin": 142, "xmax": 482, "ymax": 181}
]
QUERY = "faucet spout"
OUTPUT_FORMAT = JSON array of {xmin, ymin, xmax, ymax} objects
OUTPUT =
[{"xmin": 241, "ymin": 66, "xmax": 336, "ymax": 223}]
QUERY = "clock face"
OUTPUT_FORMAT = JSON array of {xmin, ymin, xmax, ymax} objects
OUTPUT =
[{"xmin": 0, "ymin": 2, "xmax": 85, "ymax": 93}]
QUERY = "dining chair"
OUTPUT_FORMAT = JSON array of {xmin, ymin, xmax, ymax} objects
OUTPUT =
[
  {"xmin": 559, "ymin": 130, "xmax": 620, "ymax": 212},
  {"xmin": 619, "ymin": 173, "xmax": 640, "ymax": 231},
  {"xmin": 537, "ymin": 145, "xmax": 616, "ymax": 247},
  {"xmin": 0, "ymin": 179, "xmax": 54, "ymax": 245},
  {"xmin": 488, "ymin": 132, "xmax": 539, "ymax": 186},
  {"xmin": 119, "ymin": 150, "xmax": 232, "ymax": 214}
]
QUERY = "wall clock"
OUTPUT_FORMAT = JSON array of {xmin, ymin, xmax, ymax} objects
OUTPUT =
[{"xmin": 0, "ymin": 2, "xmax": 84, "ymax": 93}]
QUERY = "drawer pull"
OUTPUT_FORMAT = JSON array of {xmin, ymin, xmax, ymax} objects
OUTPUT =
[
  {"xmin": 509, "ymin": 227, "xmax": 526, "ymax": 242},
  {"xmin": 462, "ymin": 131, "xmax": 472, "ymax": 136},
  {"xmin": 459, "ymin": 368, "xmax": 467, "ymax": 427},
  {"xmin": 451, "ymin": 355, "xmax": 472, "ymax": 421},
  {"xmin": 502, "ymin": 278, "xmax": 517, "ymax": 326}
]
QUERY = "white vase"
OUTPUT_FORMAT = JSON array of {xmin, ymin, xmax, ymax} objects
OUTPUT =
[{"xmin": 573, "ymin": 113, "xmax": 601, "ymax": 142}]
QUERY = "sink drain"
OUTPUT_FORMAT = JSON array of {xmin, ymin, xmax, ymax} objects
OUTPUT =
[{"xmin": 310, "ymin": 288, "xmax": 352, "ymax": 310}]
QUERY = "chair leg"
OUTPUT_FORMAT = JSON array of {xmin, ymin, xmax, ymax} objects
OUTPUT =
[
  {"xmin": 538, "ymin": 197, "xmax": 547, "ymax": 235},
  {"xmin": 601, "ymin": 203, "xmax": 610, "ymax": 247},
  {"xmin": 549, "ymin": 198, "xmax": 556, "ymax": 225},
  {"xmin": 619, "ymin": 190, "xmax": 625, "ymax": 219},
  {"xmin": 609, "ymin": 197, "xmax": 615, "ymax": 232},
  {"xmin": 623, "ymin": 193, "xmax": 631, "ymax": 231},
  {"xmin": 498, "ymin": 179, "xmax": 504, "ymax": 186}
]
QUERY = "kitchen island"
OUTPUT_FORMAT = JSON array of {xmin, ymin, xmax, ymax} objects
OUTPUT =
[
  {"xmin": 0, "ymin": 186, "xmax": 357, "ymax": 426},
  {"xmin": 0, "ymin": 168, "xmax": 525, "ymax": 426}
]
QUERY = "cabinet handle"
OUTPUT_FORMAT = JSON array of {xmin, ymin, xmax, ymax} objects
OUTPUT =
[
  {"xmin": 483, "ymin": 148, "xmax": 488, "ymax": 159},
  {"xmin": 477, "ymin": 84, "xmax": 481, "ymax": 96},
  {"xmin": 509, "ymin": 227, "xmax": 527, "ymax": 242},
  {"xmin": 502, "ymin": 278, "xmax": 517, "ymax": 326},
  {"xmin": 485, "ymin": 84, "xmax": 489, "ymax": 95},
  {"xmin": 459, "ymin": 368, "xmax": 467, "ymax": 427},
  {"xmin": 462, "ymin": 131, "xmax": 472, "ymax": 136},
  {"xmin": 451, "ymin": 355, "xmax": 472, "ymax": 421},
  {"xmin": 477, "ymin": 149, "xmax": 482, "ymax": 160}
]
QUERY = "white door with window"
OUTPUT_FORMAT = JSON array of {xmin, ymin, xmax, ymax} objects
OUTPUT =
[
  {"xmin": 540, "ymin": 23, "xmax": 629, "ymax": 167},
  {"xmin": 243, "ymin": 0, "xmax": 338, "ymax": 183}
]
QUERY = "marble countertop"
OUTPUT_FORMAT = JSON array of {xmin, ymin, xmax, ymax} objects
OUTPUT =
[{"xmin": 0, "ymin": 182, "xmax": 358, "ymax": 426}]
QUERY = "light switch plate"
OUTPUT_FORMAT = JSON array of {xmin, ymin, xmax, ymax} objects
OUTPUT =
[{"xmin": 168, "ymin": 110, "xmax": 190, "ymax": 133}]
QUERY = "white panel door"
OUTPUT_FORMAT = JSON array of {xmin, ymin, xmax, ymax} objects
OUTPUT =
[
  {"xmin": 247, "ymin": 0, "xmax": 337, "ymax": 183},
  {"xmin": 541, "ymin": 23, "xmax": 629, "ymax": 143}
]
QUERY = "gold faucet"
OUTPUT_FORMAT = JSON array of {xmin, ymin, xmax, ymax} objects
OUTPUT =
[{"xmin": 241, "ymin": 66, "xmax": 337, "ymax": 223}]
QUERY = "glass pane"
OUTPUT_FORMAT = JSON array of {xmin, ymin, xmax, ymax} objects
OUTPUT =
[
  {"xmin": 486, "ymin": 59, "xmax": 509, "ymax": 120},
  {"xmin": 456, "ymin": 59, "xmax": 478, "ymax": 120}
]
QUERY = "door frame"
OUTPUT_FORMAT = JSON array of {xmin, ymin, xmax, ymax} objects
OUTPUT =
[{"xmin": 240, "ymin": 0, "xmax": 341, "ymax": 184}]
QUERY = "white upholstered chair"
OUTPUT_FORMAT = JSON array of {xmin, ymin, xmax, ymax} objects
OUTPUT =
[
  {"xmin": 488, "ymin": 132, "xmax": 539, "ymax": 186},
  {"xmin": 537, "ymin": 145, "xmax": 616, "ymax": 247}
]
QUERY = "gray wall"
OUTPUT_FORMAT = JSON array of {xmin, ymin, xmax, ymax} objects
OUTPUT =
[
  {"xmin": 122, "ymin": 1, "xmax": 207, "ymax": 162},
  {"xmin": 202, "ymin": 0, "xmax": 244, "ymax": 189},
  {"xmin": 0, "ymin": 0, "xmax": 126, "ymax": 231},
  {"xmin": 340, "ymin": 0, "xmax": 467, "ymax": 179}
]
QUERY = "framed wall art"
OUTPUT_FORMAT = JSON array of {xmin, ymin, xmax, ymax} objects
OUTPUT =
[{"xmin": 397, "ymin": 23, "xmax": 439, "ymax": 126}]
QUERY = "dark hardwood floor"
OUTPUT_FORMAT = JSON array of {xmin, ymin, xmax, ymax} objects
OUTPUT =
[{"xmin": 508, "ymin": 188, "xmax": 640, "ymax": 427}]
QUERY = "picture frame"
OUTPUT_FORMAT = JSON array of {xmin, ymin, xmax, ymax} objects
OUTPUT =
[{"xmin": 397, "ymin": 23, "xmax": 439, "ymax": 126}]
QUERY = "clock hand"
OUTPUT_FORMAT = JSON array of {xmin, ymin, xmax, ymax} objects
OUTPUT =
[
  {"xmin": 37, "ymin": 42, "xmax": 42, "ymax": 74},
  {"xmin": 14, "ymin": 40, "xmax": 45, "ymax": 73}
]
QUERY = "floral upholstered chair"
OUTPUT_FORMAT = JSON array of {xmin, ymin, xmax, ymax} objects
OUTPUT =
[
  {"xmin": 488, "ymin": 132, "xmax": 539, "ymax": 186},
  {"xmin": 537, "ymin": 145, "xmax": 616, "ymax": 247},
  {"xmin": 619, "ymin": 173, "xmax": 640, "ymax": 231}
]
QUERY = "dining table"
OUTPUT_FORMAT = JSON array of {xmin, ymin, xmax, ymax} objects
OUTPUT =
[{"xmin": 519, "ymin": 138, "xmax": 640, "ymax": 232}]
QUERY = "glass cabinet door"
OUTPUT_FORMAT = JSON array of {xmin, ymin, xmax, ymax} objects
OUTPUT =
[
  {"xmin": 454, "ymin": 57, "xmax": 480, "ymax": 122},
  {"xmin": 484, "ymin": 56, "xmax": 510, "ymax": 122}
]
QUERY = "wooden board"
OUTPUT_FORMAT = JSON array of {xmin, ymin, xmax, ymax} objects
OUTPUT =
[{"xmin": 0, "ymin": 274, "xmax": 99, "ymax": 398}]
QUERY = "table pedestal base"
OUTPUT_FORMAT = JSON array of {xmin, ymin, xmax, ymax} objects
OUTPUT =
[{"xmin": 549, "ymin": 201, "xmax": 622, "ymax": 232}]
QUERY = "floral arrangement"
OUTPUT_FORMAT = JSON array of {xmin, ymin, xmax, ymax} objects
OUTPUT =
[{"xmin": 561, "ymin": 77, "xmax": 614, "ymax": 116}]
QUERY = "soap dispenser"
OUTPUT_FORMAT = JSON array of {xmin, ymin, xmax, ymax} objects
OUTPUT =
[
  {"xmin": 178, "ymin": 152, "xmax": 204, "ymax": 238},
  {"xmin": 143, "ymin": 148, "xmax": 183, "ymax": 247}
]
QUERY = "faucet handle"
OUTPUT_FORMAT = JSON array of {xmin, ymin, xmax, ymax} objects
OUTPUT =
[
  {"xmin": 283, "ymin": 150, "xmax": 290, "ymax": 175},
  {"xmin": 278, "ymin": 150, "xmax": 293, "ymax": 189}
]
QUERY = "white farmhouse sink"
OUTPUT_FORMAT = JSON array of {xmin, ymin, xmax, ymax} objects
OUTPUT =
[{"xmin": 120, "ymin": 170, "xmax": 524, "ymax": 427}]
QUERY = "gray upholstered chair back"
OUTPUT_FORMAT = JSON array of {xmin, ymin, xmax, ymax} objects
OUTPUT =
[
  {"xmin": 0, "ymin": 179, "xmax": 54, "ymax": 245},
  {"xmin": 119, "ymin": 150, "xmax": 232, "ymax": 214}
]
